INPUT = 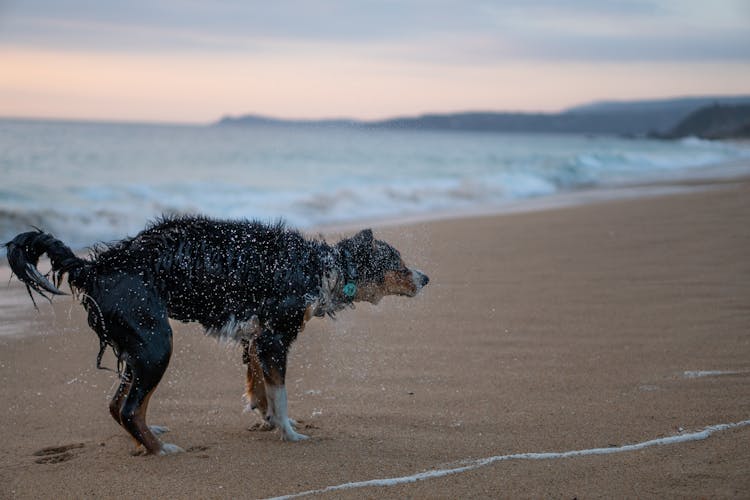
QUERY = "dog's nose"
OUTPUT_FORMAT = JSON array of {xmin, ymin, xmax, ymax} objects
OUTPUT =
[{"xmin": 412, "ymin": 270, "xmax": 429, "ymax": 287}]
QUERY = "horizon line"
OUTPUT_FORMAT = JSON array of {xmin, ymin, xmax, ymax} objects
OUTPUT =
[{"xmin": 2, "ymin": 92, "xmax": 749, "ymax": 127}]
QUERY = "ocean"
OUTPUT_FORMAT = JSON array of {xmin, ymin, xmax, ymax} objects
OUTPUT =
[{"xmin": 1, "ymin": 118, "xmax": 749, "ymax": 251}]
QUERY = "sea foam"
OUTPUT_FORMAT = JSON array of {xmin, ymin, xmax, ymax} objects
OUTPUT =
[{"xmin": 1, "ymin": 120, "xmax": 749, "ymax": 251}]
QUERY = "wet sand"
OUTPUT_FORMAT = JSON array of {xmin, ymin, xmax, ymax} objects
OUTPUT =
[{"xmin": 0, "ymin": 178, "xmax": 749, "ymax": 498}]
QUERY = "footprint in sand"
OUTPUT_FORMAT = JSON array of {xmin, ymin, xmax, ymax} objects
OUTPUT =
[
  {"xmin": 186, "ymin": 445, "xmax": 210, "ymax": 458},
  {"xmin": 33, "ymin": 443, "xmax": 85, "ymax": 464}
]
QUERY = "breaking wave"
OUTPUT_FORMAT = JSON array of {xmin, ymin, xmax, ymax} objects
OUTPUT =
[{"xmin": 1, "ymin": 120, "xmax": 749, "ymax": 251}]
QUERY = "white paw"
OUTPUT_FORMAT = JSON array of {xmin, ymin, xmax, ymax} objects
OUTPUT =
[
  {"xmin": 281, "ymin": 430, "xmax": 310, "ymax": 442},
  {"xmin": 149, "ymin": 425, "xmax": 170, "ymax": 436},
  {"xmin": 158, "ymin": 443, "xmax": 185, "ymax": 455},
  {"xmin": 289, "ymin": 418, "xmax": 298, "ymax": 429}
]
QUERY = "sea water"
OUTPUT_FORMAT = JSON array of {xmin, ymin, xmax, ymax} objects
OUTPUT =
[{"xmin": 1, "ymin": 118, "xmax": 749, "ymax": 250}]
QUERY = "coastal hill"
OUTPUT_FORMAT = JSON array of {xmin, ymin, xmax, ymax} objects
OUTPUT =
[
  {"xmin": 216, "ymin": 95, "xmax": 750, "ymax": 136},
  {"xmin": 655, "ymin": 104, "xmax": 750, "ymax": 139}
]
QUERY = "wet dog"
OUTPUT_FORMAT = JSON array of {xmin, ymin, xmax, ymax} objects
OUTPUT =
[{"xmin": 5, "ymin": 216, "xmax": 428, "ymax": 455}]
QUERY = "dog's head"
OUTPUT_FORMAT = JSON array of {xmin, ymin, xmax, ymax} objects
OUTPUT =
[{"xmin": 336, "ymin": 229, "xmax": 429, "ymax": 304}]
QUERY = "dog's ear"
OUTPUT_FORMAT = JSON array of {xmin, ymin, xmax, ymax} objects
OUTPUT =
[{"xmin": 337, "ymin": 228, "xmax": 374, "ymax": 260}]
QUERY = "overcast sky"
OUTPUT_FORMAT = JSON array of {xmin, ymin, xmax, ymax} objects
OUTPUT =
[{"xmin": 1, "ymin": 0, "xmax": 749, "ymax": 123}]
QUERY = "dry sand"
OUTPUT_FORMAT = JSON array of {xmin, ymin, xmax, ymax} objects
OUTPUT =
[{"xmin": 0, "ymin": 179, "xmax": 748, "ymax": 498}]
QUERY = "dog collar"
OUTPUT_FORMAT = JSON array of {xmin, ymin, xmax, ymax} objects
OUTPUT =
[
  {"xmin": 342, "ymin": 282, "xmax": 357, "ymax": 298},
  {"xmin": 339, "ymin": 247, "xmax": 358, "ymax": 301}
]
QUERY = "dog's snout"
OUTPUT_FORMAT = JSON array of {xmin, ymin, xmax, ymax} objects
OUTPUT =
[{"xmin": 411, "ymin": 269, "xmax": 429, "ymax": 290}]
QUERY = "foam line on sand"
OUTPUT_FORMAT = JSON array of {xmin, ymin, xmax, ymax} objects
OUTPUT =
[
  {"xmin": 266, "ymin": 419, "xmax": 750, "ymax": 499},
  {"xmin": 682, "ymin": 370, "xmax": 745, "ymax": 378}
]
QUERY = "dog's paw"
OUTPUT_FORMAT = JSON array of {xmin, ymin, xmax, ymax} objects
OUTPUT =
[
  {"xmin": 248, "ymin": 421, "xmax": 276, "ymax": 432},
  {"xmin": 149, "ymin": 425, "xmax": 170, "ymax": 436},
  {"xmin": 158, "ymin": 443, "xmax": 185, "ymax": 455},
  {"xmin": 281, "ymin": 429, "xmax": 310, "ymax": 442},
  {"xmin": 285, "ymin": 418, "xmax": 316, "ymax": 430},
  {"xmin": 131, "ymin": 445, "xmax": 147, "ymax": 456}
]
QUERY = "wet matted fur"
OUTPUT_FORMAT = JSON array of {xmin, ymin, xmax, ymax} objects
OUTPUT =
[{"xmin": 5, "ymin": 215, "xmax": 429, "ymax": 454}]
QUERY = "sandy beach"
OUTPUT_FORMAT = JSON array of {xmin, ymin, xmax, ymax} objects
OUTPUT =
[{"xmin": 1, "ymin": 177, "xmax": 749, "ymax": 498}]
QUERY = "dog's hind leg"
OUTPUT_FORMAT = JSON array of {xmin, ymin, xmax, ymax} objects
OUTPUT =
[
  {"xmin": 255, "ymin": 330, "xmax": 308, "ymax": 442},
  {"xmin": 109, "ymin": 365, "xmax": 170, "ymax": 437},
  {"xmin": 116, "ymin": 316, "xmax": 182, "ymax": 455},
  {"xmin": 109, "ymin": 365, "xmax": 132, "ymax": 425}
]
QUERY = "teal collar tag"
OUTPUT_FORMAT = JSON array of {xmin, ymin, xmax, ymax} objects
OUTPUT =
[{"xmin": 342, "ymin": 282, "xmax": 357, "ymax": 298}]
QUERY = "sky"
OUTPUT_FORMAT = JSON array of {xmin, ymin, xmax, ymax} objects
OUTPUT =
[{"xmin": 1, "ymin": 0, "xmax": 749, "ymax": 123}]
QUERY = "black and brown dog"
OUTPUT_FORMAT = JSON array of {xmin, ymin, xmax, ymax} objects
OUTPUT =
[{"xmin": 5, "ymin": 216, "xmax": 428, "ymax": 455}]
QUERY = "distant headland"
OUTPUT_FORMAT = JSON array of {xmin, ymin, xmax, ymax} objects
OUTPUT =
[{"xmin": 217, "ymin": 95, "xmax": 750, "ymax": 139}]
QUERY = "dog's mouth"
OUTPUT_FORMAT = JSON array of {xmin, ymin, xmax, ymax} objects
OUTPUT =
[
  {"xmin": 360, "ymin": 269, "xmax": 429, "ymax": 303},
  {"xmin": 388, "ymin": 269, "xmax": 429, "ymax": 297}
]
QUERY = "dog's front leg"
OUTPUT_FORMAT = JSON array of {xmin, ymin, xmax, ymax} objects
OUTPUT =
[
  {"xmin": 255, "ymin": 330, "xmax": 309, "ymax": 442},
  {"xmin": 265, "ymin": 385, "xmax": 308, "ymax": 441},
  {"xmin": 242, "ymin": 339, "xmax": 270, "ymax": 422}
]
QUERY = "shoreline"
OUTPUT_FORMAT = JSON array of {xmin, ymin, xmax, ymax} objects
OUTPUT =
[
  {"xmin": 316, "ymin": 157, "xmax": 750, "ymax": 234},
  {"xmin": 2, "ymin": 168, "xmax": 749, "ymax": 335},
  {"xmin": 315, "ymin": 181, "xmax": 725, "ymax": 235},
  {"xmin": 2, "ymin": 146, "xmax": 749, "ymax": 258}
]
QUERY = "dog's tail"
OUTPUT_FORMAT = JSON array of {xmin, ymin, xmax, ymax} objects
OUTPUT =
[{"xmin": 4, "ymin": 229, "xmax": 87, "ymax": 307}]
